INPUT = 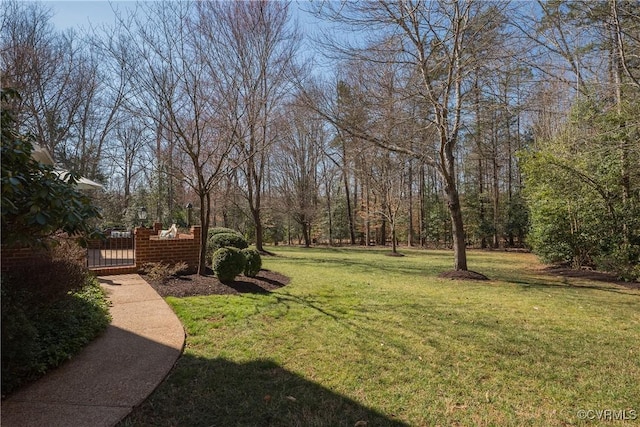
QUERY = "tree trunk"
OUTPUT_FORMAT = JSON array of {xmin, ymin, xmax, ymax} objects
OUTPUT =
[
  {"xmin": 407, "ymin": 160, "xmax": 414, "ymax": 246},
  {"xmin": 445, "ymin": 182, "xmax": 468, "ymax": 271},
  {"xmin": 326, "ymin": 189, "xmax": 333, "ymax": 246},
  {"xmin": 365, "ymin": 179, "xmax": 371, "ymax": 246},
  {"xmin": 302, "ymin": 220, "xmax": 311, "ymax": 248},
  {"xmin": 478, "ymin": 156, "xmax": 487, "ymax": 249},
  {"xmin": 391, "ymin": 222, "xmax": 397, "ymax": 254},
  {"xmin": 197, "ymin": 191, "xmax": 211, "ymax": 275},
  {"xmin": 341, "ymin": 140, "xmax": 357, "ymax": 245},
  {"xmin": 442, "ymin": 144, "xmax": 468, "ymax": 271},
  {"xmin": 343, "ymin": 170, "xmax": 356, "ymax": 245},
  {"xmin": 492, "ymin": 144, "xmax": 500, "ymax": 249},
  {"xmin": 419, "ymin": 164, "xmax": 426, "ymax": 247},
  {"xmin": 253, "ymin": 207, "xmax": 264, "ymax": 252}
]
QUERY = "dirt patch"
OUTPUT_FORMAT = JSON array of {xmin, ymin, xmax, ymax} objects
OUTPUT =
[
  {"xmin": 144, "ymin": 268, "xmax": 291, "ymax": 298},
  {"xmin": 438, "ymin": 270, "xmax": 490, "ymax": 281}
]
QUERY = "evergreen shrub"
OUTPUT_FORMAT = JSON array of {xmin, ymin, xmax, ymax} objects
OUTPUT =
[
  {"xmin": 1, "ymin": 275, "xmax": 110, "ymax": 396},
  {"xmin": 241, "ymin": 248, "xmax": 262, "ymax": 277},
  {"xmin": 212, "ymin": 247, "xmax": 246, "ymax": 282},
  {"xmin": 208, "ymin": 227, "xmax": 243, "ymax": 239},
  {"xmin": 208, "ymin": 232, "xmax": 248, "ymax": 255}
]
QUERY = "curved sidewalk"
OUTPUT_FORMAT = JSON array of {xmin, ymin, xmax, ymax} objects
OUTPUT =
[{"xmin": 2, "ymin": 274, "xmax": 185, "ymax": 427}]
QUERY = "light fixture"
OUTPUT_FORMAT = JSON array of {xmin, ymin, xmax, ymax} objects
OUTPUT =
[
  {"xmin": 138, "ymin": 206, "xmax": 148, "ymax": 227},
  {"xmin": 186, "ymin": 203, "xmax": 193, "ymax": 227}
]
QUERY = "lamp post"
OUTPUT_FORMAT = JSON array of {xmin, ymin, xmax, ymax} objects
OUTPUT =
[
  {"xmin": 186, "ymin": 203, "xmax": 193, "ymax": 227},
  {"xmin": 138, "ymin": 206, "xmax": 148, "ymax": 227}
]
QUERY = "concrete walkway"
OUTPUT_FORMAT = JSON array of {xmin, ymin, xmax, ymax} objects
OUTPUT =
[{"xmin": 2, "ymin": 274, "xmax": 185, "ymax": 427}]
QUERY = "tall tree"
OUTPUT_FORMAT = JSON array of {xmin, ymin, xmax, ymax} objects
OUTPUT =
[
  {"xmin": 197, "ymin": 0, "xmax": 300, "ymax": 252},
  {"xmin": 1, "ymin": 1, "xmax": 98, "ymax": 170},
  {"xmin": 274, "ymin": 97, "xmax": 324, "ymax": 248},
  {"xmin": 333, "ymin": 79, "xmax": 368, "ymax": 245},
  {"xmin": 114, "ymin": 2, "xmax": 241, "ymax": 274},
  {"xmin": 311, "ymin": 0, "xmax": 509, "ymax": 272}
]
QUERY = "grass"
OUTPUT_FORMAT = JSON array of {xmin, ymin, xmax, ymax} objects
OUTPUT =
[{"xmin": 121, "ymin": 247, "xmax": 640, "ymax": 426}]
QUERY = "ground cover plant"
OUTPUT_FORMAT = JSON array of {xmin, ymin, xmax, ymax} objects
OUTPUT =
[
  {"xmin": 1, "ymin": 274, "xmax": 111, "ymax": 396},
  {"xmin": 122, "ymin": 247, "xmax": 640, "ymax": 426}
]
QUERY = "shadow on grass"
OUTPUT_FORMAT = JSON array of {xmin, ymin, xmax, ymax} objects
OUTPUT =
[
  {"xmin": 225, "ymin": 279, "xmax": 273, "ymax": 294},
  {"xmin": 226, "ymin": 270, "xmax": 290, "ymax": 294},
  {"xmin": 280, "ymin": 253, "xmax": 442, "ymax": 277},
  {"xmin": 121, "ymin": 355, "xmax": 409, "ymax": 427},
  {"xmin": 542, "ymin": 266, "xmax": 639, "ymax": 289},
  {"xmin": 277, "ymin": 248, "xmax": 637, "ymax": 297},
  {"xmin": 506, "ymin": 274, "xmax": 639, "ymax": 296}
]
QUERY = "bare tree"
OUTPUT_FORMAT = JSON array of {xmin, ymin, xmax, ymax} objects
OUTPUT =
[
  {"xmin": 104, "ymin": 121, "xmax": 148, "ymax": 206},
  {"xmin": 318, "ymin": 151, "xmax": 341, "ymax": 245},
  {"xmin": 113, "ymin": 2, "xmax": 241, "ymax": 274},
  {"xmin": 1, "ymin": 1, "xmax": 91, "ymax": 164},
  {"xmin": 196, "ymin": 0, "xmax": 301, "ymax": 252},
  {"xmin": 366, "ymin": 149, "xmax": 408, "ymax": 254},
  {"xmin": 274, "ymin": 98, "xmax": 324, "ymax": 248},
  {"xmin": 308, "ymin": 0, "xmax": 508, "ymax": 272},
  {"xmin": 67, "ymin": 32, "xmax": 131, "ymax": 180}
]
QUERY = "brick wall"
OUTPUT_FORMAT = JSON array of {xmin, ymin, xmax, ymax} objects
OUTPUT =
[
  {"xmin": 133, "ymin": 224, "xmax": 201, "ymax": 274},
  {"xmin": 3, "ymin": 224, "xmax": 203, "ymax": 276},
  {"xmin": 1, "ymin": 246, "xmax": 48, "ymax": 274}
]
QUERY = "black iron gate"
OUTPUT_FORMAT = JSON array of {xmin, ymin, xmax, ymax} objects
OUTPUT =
[{"xmin": 87, "ymin": 230, "xmax": 135, "ymax": 268}]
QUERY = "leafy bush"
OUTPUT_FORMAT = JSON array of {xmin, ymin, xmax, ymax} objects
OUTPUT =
[
  {"xmin": 207, "ymin": 232, "xmax": 248, "ymax": 263},
  {"xmin": 1, "ymin": 88, "xmax": 100, "ymax": 248},
  {"xmin": 0, "ymin": 282, "xmax": 39, "ymax": 394},
  {"xmin": 1, "ymin": 275, "xmax": 110, "ymax": 396},
  {"xmin": 141, "ymin": 262, "xmax": 189, "ymax": 283},
  {"xmin": 206, "ymin": 228, "xmax": 247, "ymax": 264},
  {"xmin": 595, "ymin": 244, "xmax": 640, "ymax": 282},
  {"xmin": 521, "ymin": 99, "xmax": 640, "ymax": 277},
  {"xmin": 241, "ymin": 248, "xmax": 262, "ymax": 278},
  {"xmin": 6, "ymin": 240, "xmax": 91, "ymax": 307},
  {"xmin": 212, "ymin": 247, "xmax": 246, "ymax": 282}
]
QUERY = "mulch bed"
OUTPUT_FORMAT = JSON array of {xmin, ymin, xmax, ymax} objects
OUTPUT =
[{"xmin": 144, "ymin": 268, "xmax": 291, "ymax": 298}]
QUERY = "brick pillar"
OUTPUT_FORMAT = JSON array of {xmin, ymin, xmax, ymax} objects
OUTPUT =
[
  {"xmin": 191, "ymin": 225, "xmax": 201, "ymax": 246},
  {"xmin": 153, "ymin": 222, "xmax": 162, "ymax": 234},
  {"xmin": 134, "ymin": 226, "xmax": 152, "ymax": 269}
]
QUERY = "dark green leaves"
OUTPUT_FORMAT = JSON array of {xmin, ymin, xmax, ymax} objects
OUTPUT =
[{"xmin": 1, "ymin": 88, "xmax": 101, "ymax": 247}]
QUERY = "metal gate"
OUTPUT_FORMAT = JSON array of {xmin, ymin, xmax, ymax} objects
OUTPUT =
[{"xmin": 87, "ymin": 230, "xmax": 135, "ymax": 268}]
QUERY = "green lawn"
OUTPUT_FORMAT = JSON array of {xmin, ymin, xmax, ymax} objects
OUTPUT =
[{"xmin": 121, "ymin": 247, "xmax": 640, "ymax": 427}]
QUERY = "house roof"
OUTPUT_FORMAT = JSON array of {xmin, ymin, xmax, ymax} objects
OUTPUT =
[
  {"xmin": 30, "ymin": 143, "xmax": 103, "ymax": 190},
  {"xmin": 32, "ymin": 143, "xmax": 55, "ymax": 165},
  {"xmin": 53, "ymin": 169, "xmax": 104, "ymax": 191}
]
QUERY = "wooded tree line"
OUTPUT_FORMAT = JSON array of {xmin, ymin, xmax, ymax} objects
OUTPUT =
[{"xmin": 2, "ymin": 0, "xmax": 638, "ymax": 277}]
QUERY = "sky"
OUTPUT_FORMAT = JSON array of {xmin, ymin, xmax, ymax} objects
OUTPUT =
[
  {"xmin": 44, "ymin": 0, "xmax": 340, "ymax": 80},
  {"xmin": 48, "ymin": 1, "xmax": 127, "ymax": 30},
  {"xmin": 46, "ymin": 1, "xmax": 324, "ymax": 33}
]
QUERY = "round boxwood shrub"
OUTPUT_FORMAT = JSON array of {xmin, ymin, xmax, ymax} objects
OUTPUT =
[
  {"xmin": 241, "ymin": 248, "xmax": 262, "ymax": 278},
  {"xmin": 208, "ymin": 227, "xmax": 243, "ymax": 240},
  {"xmin": 212, "ymin": 247, "xmax": 246, "ymax": 282},
  {"xmin": 209, "ymin": 232, "xmax": 248, "ymax": 251},
  {"xmin": 206, "ymin": 232, "xmax": 248, "ymax": 264}
]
